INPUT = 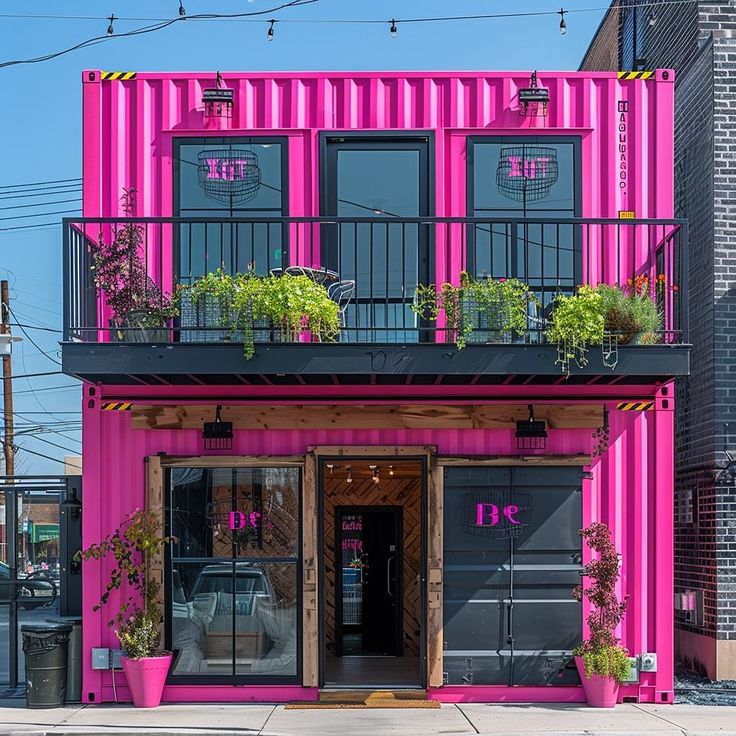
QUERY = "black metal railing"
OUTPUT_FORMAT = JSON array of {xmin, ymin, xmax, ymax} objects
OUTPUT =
[{"xmin": 62, "ymin": 216, "xmax": 688, "ymax": 346}]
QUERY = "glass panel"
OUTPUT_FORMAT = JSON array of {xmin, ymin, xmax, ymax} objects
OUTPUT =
[
  {"xmin": 168, "ymin": 467, "xmax": 300, "ymax": 682},
  {"xmin": 235, "ymin": 562, "xmax": 298, "ymax": 676},
  {"xmin": 340, "ymin": 513, "xmax": 364, "ymax": 653},
  {"xmin": 171, "ymin": 560, "xmax": 234, "ymax": 676}
]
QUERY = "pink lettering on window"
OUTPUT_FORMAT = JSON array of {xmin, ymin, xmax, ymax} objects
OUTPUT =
[
  {"xmin": 476, "ymin": 503, "xmax": 523, "ymax": 527},
  {"xmin": 229, "ymin": 510, "xmax": 261, "ymax": 530}
]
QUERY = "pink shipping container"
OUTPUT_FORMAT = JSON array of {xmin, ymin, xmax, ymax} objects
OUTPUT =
[{"xmin": 64, "ymin": 69, "xmax": 689, "ymax": 706}]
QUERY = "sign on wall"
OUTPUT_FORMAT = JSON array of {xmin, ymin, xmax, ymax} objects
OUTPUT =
[
  {"xmin": 496, "ymin": 146, "xmax": 559, "ymax": 203},
  {"xmin": 462, "ymin": 489, "xmax": 532, "ymax": 539},
  {"xmin": 197, "ymin": 148, "xmax": 262, "ymax": 204}
]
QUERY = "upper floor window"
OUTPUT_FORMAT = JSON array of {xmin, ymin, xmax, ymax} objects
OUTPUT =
[{"xmin": 174, "ymin": 137, "xmax": 287, "ymax": 279}]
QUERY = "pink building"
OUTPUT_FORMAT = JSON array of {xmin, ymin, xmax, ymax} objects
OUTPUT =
[{"xmin": 63, "ymin": 69, "xmax": 689, "ymax": 704}]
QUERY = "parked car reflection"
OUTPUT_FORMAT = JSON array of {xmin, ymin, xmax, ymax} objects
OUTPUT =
[
  {"xmin": 0, "ymin": 561, "xmax": 58, "ymax": 610},
  {"xmin": 171, "ymin": 562, "xmax": 296, "ymax": 677}
]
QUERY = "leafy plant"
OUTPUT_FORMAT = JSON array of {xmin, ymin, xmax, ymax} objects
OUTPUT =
[
  {"xmin": 572, "ymin": 523, "xmax": 631, "ymax": 682},
  {"xmin": 413, "ymin": 273, "xmax": 534, "ymax": 349},
  {"xmin": 90, "ymin": 189, "xmax": 177, "ymax": 337},
  {"xmin": 232, "ymin": 272, "xmax": 340, "ymax": 359},
  {"xmin": 596, "ymin": 284, "xmax": 661, "ymax": 344},
  {"xmin": 81, "ymin": 509, "xmax": 174, "ymax": 658},
  {"xmin": 547, "ymin": 286, "xmax": 605, "ymax": 375}
]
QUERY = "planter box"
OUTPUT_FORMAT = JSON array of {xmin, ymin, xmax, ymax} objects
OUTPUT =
[
  {"xmin": 460, "ymin": 296, "xmax": 513, "ymax": 344},
  {"xmin": 178, "ymin": 292, "xmax": 232, "ymax": 342}
]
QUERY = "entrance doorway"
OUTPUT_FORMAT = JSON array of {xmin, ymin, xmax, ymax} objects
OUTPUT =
[{"xmin": 321, "ymin": 460, "xmax": 423, "ymax": 688}]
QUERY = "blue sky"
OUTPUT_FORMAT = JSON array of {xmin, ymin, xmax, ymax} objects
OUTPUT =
[{"xmin": 0, "ymin": 0, "xmax": 607, "ymax": 474}]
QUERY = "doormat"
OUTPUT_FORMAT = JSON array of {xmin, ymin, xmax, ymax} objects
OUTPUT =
[{"xmin": 286, "ymin": 700, "xmax": 440, "ymax": 709}]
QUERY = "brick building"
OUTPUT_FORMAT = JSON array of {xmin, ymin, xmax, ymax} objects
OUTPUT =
[{"xmin": 581, "ymin": 0, "xmax": 736, "ymax": 680}]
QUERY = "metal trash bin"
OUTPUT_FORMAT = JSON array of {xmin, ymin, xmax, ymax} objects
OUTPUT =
[
  {"xmin": 47, "ymin": 617, "xmax": 82, "ymax": 703},
  {"xmin": 21, "ymin": 622, "xmax": 73, "ymax": 708}
]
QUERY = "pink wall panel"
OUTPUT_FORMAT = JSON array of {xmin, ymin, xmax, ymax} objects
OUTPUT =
[
  {"xmin": 82, "ymin": 70, "xmax": 675, "ymax": 221},
  {"xmin": 81, "ymin": 388, "xmax": 674, "ymax": 703}
]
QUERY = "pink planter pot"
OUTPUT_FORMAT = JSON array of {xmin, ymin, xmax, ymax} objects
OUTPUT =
[
  {"xmin": 575, "ymin": 656, "xmax": 620, "ymax": 708},
  {"xmin": 121, "ymin": 653, "xmax": 172, "ymax": 708}
]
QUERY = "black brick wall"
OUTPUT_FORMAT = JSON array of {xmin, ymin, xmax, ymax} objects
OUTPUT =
[{"xmin": 581, "ymin": 1, "xmax": 736, "ymax": 645}]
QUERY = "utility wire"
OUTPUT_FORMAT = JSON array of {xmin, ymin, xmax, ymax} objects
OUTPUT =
[
  {"xmin": 0, "ymin": 177, "xmax": 80, "ymax": 190},
  {"xmin": 8, "ymin": 307, "xmax": 62, "ymax": 365},
  {"xmin": 0, "ymin": 208, "xmax": 80, "ymax": 222},
  {"xmin": 9, "ymin": 323, "xmax": 62, "ymax": 333},
  {"xmin": 0, "ymin": 186, "xmax": 81, "ymax": 201},
  {"xmin": 7, "ymin": 442, "xmax": 81, "ymax": 469},
  {"xmin": 0, "ymin": 198, "xmax": 81, "ymax": 212},
  {"xmin": 0, "ymin": 222, "xmax": 63, "ymax": 233}
]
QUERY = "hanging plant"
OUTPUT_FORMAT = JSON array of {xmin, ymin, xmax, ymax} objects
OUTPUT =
[
  {"xmin": 413, "ymin": 273, "xmax": 535, "ymax": 349},
  {"xmin": 547, "ymin": 286, "xmax": 605, "ymax": 375}
]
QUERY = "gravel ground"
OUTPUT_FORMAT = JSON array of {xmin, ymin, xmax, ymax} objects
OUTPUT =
[{"xmin": 675, "ymin": 665, "xmax": 736, "ymax": 705}]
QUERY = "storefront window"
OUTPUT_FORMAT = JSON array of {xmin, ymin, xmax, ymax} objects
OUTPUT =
[
  {"xmin": 443, "ymin": 467, "xmax": 583, "ymax": 687},
  {"xmin": 167, "ymin": 467, "xmax": 300, "ymax": 682},
  {"xmin": 174, "ymin": 137, "xmax": 287, "ymax": 280}
]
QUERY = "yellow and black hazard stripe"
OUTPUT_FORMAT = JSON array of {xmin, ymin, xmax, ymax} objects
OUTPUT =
[
  {"xmin": 616, "ymin": 401, "xmax": 654, "ymax": 412},
  {"xmin": 101, "ymin": 402, "xmax": 133, "ymax": 411},
  {"xmin": 617, "ymin": 71, "xmax": 654, "ymax": 80},
  {"xmin": 100, "ymin": 71, "xmax": 137, "ymax": 81}
]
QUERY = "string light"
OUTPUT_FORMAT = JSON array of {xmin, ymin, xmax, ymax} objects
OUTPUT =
[
  {"xmin": 267, "ymin": 18, "xmax": 275, "ymax": 40},
  {"xmin": 178, "ymin": 1, "xmax": 186, "ymax": 18},
  {"xmin": 346, "ymin": 465, "xmax": 353, "ymax": 484},
  {"xmin": 648, "ymin": 9, "xmax": 657, "ymax": 26},
  {"xmin": 388, "ymin": 465, "xmax": 394, "ymax": 476},
  {"xmin": 370, "ymin": 465, "xmax": 380, "ymax": 484},
  {"xmin": 558, "ymin": 8, "xmax": 567, "ymax": 35},
  {"xmin": 106, "ymin": 13, "xmax": 116, "ymax": 35},
  {"xmin": 389, "ymin": 19, "xmax": 397, "ymax": 37}
]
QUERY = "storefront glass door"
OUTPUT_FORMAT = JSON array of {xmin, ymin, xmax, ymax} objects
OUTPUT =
[{"xmin": 443, "ymin": 467, "xmax": 583, "ymax": 687}]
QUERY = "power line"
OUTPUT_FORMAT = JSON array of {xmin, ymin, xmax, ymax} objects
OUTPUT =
[
  {"xmin": 12, "ymin": 411, "xmax": 81, "ymax": 415},
  {"xmin": 0, "ymin": 198, "xmax": 81, "ymax": 212},
  {"xmin": 0, "ymin": 208, "xmax": 80, "ymax": 222},
  {"xmin": 7, "ymin": 308, "xmax": 62, "ymax": 365},
  {"xmin": 10, "ymin": 371, "xmax": 62, "ymax": 380},
  {"xmin": 24, "ymin": 434, "xmax": 81, "ymax": 455},
  {"xmin": 8, "ymin": 442, "xmax": 81, "ymax": 469},
  {"xmin": 0, "ymin": 223, "xmax": 62, "ymax": 233},
  {"xmin": 9, "ymin": 323, "xmax": 62, "ymax": 333},
  {"xmin": 0, "ymin": 177, "xmax": 81, "ymax": 190},
  {"xmin": 0, "ymin": 186, "xmax": 82, "ymax": 201}
]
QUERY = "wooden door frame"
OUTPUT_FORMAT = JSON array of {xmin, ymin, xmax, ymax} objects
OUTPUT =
[{"xmin": 308, "ymin": 446, "xmax": 437, "ymax": 689}]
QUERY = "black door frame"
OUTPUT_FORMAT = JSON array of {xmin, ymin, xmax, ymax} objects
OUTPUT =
[
  {"xmin": 319, "ymin": 132, "xmax": 436, "ymax": 342},
  {"xmin": 317, "ymin": 456, "xmax": 428, "ymax": 688},
  {"xmin": 334, "ymin": 505, "xmax": 403, "ymax": 657}
]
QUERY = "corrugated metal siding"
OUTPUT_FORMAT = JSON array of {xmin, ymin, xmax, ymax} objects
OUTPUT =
[{"xmin": 83, "ymin": 71, "xmax": 674, "ymax": 221}]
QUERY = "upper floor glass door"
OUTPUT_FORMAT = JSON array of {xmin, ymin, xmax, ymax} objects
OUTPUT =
[{"xmin": 321, "ymin": 136, "xmax": 432, "ymax": 342}]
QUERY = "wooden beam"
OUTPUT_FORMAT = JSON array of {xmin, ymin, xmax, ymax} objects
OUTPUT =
[
  {"xmin": 427, "ymin": 458, "xmax": 444, "ymax": 689},
  {"xmin": 160, "ymin": 455, "xmax": 304, "ymax": 468},
  {"xmin": 145, "ymin": 455, "xmax": 165, "ymax": 638},
  {"xmin": 302, "ymin": 451, "xmax": 319, "ymax": 687},
  {"xmin": 131, "ymin": 404, "xmax": 603, "ymax": 431}
]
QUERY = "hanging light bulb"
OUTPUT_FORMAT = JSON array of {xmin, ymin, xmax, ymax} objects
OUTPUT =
[
  {"xmin": 107, "ymin": 14, "xmax": 116, "ymax": 35},
  {"xmin": 388, "ymin": 465, "xmax": 395, "ymax": 476},
  {"xmin": 178, "ymin": 1, "xmax": 186, "ymax": 17},
  {"xmin": 389, "ymin": 19, "xmax": 398, "ymax": 38},
  {"xmin": 370, "ymin": 465, "xmax": 380, "ymax": 484},
  {"xmin": 326, "ymin": 464, "xmax": 337, "ymax": 476},
  {"xmin": 558, "ymin": 8, "xmax": 567, "ymax": 35},
  {"xmin": 267, "ymin": 19, "xmax": 276, "ymax": 41},
  {"xmin": 648, "ymin": 10, "xmax": 657, "ymax": 27},
  {"xmin": 346, "ymin": 466, "xmax": 353, "ymax": 484}
]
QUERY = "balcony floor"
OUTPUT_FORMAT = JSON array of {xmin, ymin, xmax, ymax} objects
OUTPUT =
[{"xmin": 61, "ymin": 341, "xmax": 690, "ymax": 387}]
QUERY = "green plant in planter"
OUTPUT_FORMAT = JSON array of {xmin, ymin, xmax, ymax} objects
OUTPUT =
[
  {"xmin": 595, "ymin": 284, "xmax": 661, "ymax": 344},
  {"xmin": 572, "ymin": 522, "xmax": 631, "ymax": 683},
  {"xmin": 81, "ymin": 509, "xmax": 174, "ymax": 658},
  {"xmin": 547, "ymin": 286, "xmax": 605, "ymax": 375},
  {"xmin": 413, "ymin": 274, "xmax": 534, "ymax": 349},
  {"xmin": 231, "ymin": 273, "xmax": 340, "ymax": 359}
]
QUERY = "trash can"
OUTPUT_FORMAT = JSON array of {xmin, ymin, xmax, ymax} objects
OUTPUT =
[
  {"xmin": 47, "ymin": 617, "xmax": 82, "ymax": 703},
  {"xmin": 21, "ymin": 622, "xmax": 73, "ymax": 709}
]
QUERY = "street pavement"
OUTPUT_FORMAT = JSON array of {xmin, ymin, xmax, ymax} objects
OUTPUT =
[{"xmin": 1, "ymin": 701, "xmax": 736, "ymax": 736}]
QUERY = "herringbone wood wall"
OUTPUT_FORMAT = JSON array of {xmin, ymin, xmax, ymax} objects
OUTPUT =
[{"xmin": 323, "ymin": 471, "xmax": 422, "ymax": 656}]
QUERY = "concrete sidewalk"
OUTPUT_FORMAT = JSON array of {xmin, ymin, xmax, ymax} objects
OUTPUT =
[{"xmin": 1, "ymin": 701, "xmax": 736, "ymax": 736}]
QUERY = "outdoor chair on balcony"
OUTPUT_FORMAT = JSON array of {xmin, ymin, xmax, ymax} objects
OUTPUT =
[
  {"xmin": 269, "ymin": 265, "xmax": 339, "ymax": 285},
  {"xmin": 327, "ymin": 279, "xmax": 356, "ymax": 335}
]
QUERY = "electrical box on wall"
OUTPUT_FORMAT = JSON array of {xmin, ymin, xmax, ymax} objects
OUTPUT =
[
  {"xmin": 640, "ymin": 653, "xmax": 657, "ymax": 672},
  {"xmin": 91, "ymin": 648, "xmax": 110, "ymax": 670}
]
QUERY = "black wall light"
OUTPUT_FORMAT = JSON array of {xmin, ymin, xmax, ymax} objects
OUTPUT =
[
  {"xmin": 203, "ymin": 405, "xmax": 233, "ymax": 451},
  {"xmin": 516, "ymin": 404, "xmax": 548, "ymax": 450}
]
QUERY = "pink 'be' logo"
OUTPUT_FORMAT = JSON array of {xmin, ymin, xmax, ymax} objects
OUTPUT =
[
  {"xmin": 475, "ymin": 503, "xmax": 521, "ymax": 527},
  {"xmin": 229, "ymin": 511, "xmax": 261, "ymax": 530}
]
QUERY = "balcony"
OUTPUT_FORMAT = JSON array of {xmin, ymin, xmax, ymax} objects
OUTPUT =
[{"xmin": 62, "ymin": 216, "xmax": 689, "ymax": 386}]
